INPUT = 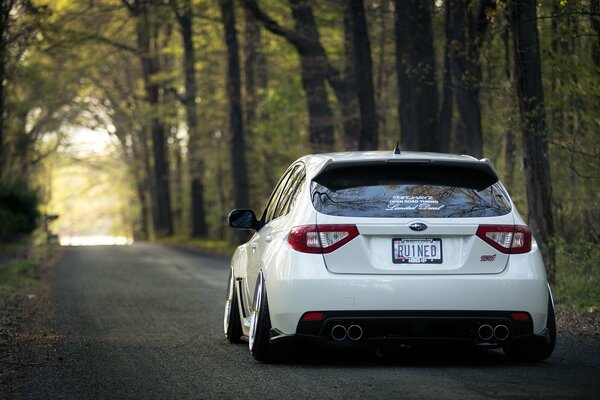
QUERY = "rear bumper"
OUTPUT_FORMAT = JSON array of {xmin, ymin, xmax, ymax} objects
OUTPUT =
[
  {"xmin": 265, "ymin": 249, "xmax": 549, "ymax": 335},
  {"xmin": 269, "ymin": 310, "xmax": 544, "ymax": 350}
]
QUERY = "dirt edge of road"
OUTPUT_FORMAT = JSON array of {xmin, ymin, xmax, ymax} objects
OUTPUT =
[{"xmin": 0, "ymin": 247, "xmax": 64, "ymax": 390}]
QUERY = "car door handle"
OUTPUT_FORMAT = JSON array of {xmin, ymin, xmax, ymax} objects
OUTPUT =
[{"xmin": 265, "ymin": 235, "xmax": 273, "ymax": 243}]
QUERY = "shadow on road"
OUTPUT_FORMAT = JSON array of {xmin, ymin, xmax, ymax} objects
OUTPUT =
[{"xmin": 276, "ymin": 343, "xmax": 546, "ymax": 369}]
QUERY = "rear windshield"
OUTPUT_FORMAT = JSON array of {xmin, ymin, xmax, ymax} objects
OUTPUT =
[{"xmin": 311, "ymin": 164, "xmax": 511, "ymax": 218}]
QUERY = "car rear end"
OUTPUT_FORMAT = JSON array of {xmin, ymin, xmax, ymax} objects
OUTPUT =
[{"xmin": 267, "ymin": 153, "xmax": 551, "ymax": 351}]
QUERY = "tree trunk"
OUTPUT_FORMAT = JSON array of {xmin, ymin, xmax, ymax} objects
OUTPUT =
[
  {"xmin": 289, "ymin": 0, "xmax": 335, "ymax": 152},
  {"xmin": 394, "ymin": 0, "xmax": 438, "ymax": 151},
  {"xmin": 510, "ymin": 0, "xmax": 556, "ymax": 283},
  {"xmin": 448, "ymin": 0, "xmax": 494, "ymax": 159},
  {"xmin": 342, "ymin": 4, "xmax": 360, "ymax": 150},
  {"xmin": 243, "ymin": 6, "xmax": 260, "ymax": 133},
  {"xmin": 0, "ymin": 0, "xmax": 11, "ymax": 177},
  {"xmin": 134, "ymin": 2, "xmax": 173, "ymax": 237},
  {"xmin": 0, "ymin": 42, "xmax": 5, "ymax": 177},
  {"xmin": 175, "ymin": 1, "xmax": 207, "ymax": 238},
  {"xmin": 591, "ymin": 0, "xmax": 600, "ymax": 68},
  {"xmin": 140, "ymin": 125, "xmax": 156, "ymax": 239},
  {"xmin": 243, "ymin": 0, "xmax": 342, "ymax": 153},
  {"xmin": 349, "ymin": 0, "xmax": 378, "ymax": 150},
  {"xmin": 375, "ymin": 0, "xmax": 389, "ymax": 145},
  {"xmin": 502, "ymin": 23, "xmax": 515, "ymax": 190},
  {"xmin": 221, "ymin": 0, "xmax": 250, "ymax": 209},
  {"xmin": 437, "ymin": 1, "xmax": 454, "ymax": 153}
]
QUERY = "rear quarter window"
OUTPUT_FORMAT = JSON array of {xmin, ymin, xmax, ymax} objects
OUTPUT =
[{"xmin": 311, "ymin": 164, "xmax": 511, "ymax": 218}]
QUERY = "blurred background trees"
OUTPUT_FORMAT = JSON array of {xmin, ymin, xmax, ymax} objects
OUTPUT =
[{"xmin": 0, "ymin": 0, "xmax": 598, "ymax": 289}]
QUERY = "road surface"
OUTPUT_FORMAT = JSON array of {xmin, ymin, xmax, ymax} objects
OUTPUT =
[{"xmin": 7, "ymin": 244, "xmax": 600, "ymax": 398}]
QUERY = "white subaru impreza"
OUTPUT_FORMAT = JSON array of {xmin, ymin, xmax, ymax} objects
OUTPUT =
[{"xmin": 224, "ymin": 151, "xmax": 555, "ymax": 363}]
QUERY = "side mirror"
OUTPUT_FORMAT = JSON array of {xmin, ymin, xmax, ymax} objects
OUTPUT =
[{"xmin": 228, "ymin": 209, "xmax": 259, "ymax": 230}]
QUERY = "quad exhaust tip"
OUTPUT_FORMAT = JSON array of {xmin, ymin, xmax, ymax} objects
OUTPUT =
[
  {"xmin": 331, "ymin": 325, "xmax": 347, "ymax": 341},
  {"xmin": 331, "ymin": 324, "xmax": 364, "ymax": 341},
  {"xmin": 478, "ymin": 324, "xmax": 510, "ymax": 342},
  {"xmin": 494, "ymin": 324, "xmax": 509, "ymax": 341},
  {"xmin": 347, "ymin": 325, "xmax": 363, "ymax": 341},
  {"xmin": 478, "ymin": 324, "xmax": 494, "ymax": 341}
]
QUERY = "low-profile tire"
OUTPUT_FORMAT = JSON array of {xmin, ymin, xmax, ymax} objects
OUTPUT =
[
  {"xmin": 249, "ymin": 272, "xmax": 283, "ymax": 363},
  {"xmin": 504, "ymin": 293, "xmax": 556, "ymax": 361},
  {"xmin": 224, "ymin": 270, "xmax": 243, "ymax": 343}
]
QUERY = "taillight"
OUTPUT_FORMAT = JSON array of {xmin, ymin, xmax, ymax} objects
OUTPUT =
[
  {"xmin": 476, "ymin": 225, "xmax": 532, "ymax": 254},
  {"xmin": 288, "ymin": 225, "xmax": 359, "ymax": 254}
]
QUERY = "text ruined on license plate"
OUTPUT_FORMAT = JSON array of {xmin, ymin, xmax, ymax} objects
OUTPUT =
[{"xmin": 392, "ymin": 238, "xmax": 443, "ymax": 264}]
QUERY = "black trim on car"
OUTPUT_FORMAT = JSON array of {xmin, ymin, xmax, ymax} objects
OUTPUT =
[{"xmin": 292, "ymin": 310, "xmax": 534, "ymax": 349}]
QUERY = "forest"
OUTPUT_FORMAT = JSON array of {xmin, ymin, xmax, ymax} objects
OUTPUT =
[{"xmin": 0, "ymin": 0, "xmax": 598, "ymax": 300}]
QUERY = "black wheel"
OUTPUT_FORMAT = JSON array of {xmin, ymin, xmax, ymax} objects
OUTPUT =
[
  {"xmin": 224, "ymin": 270, "xmax": 243, "ymax": 343},
  {"xmin": 248, "ymin": 272, "xmax": 282, "ymax": 363},
  {"xmin": 504, "ymin": 293, "xmax": 556, "ymax": 361}
]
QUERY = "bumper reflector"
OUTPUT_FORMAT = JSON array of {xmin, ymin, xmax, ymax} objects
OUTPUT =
[
  {"xmin": 511, "ymin": 312, "xmax": 531, "ymax": 321},
  {"xmin": 302, "ymin": 312, "xmax": 325, "ymax": 321}
]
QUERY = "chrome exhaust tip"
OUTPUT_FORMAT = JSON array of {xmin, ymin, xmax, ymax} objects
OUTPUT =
[
  {"xmin": 331, "ymin": 325, "xmax": 347, "ymax": 341},
  {"xmin": 347, "ymin": 325, "xmax": 363, "ymax": 341},
  {"xmin": 494, "ymin": 324, "xmax": 510, "ymax": 341},
  {"xmin": 478, "ymin": 324, "xmax": 494, "ymax": 341}
]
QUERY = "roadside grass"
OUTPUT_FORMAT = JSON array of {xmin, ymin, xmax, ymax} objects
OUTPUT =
[
  {"xmin": 553, "ymin": 241, "xmax": 600, "ymax": 311},
  {"xmin": 0, "ymin": 260, "xmax": 38, "ymax": 294},
  {"xmin": 0, "ymin": 243, "xmax": 58, "ymax": 356},
  {"xmin": 159, "ymin": 235, "xmax": 236, "ymax": 257}
]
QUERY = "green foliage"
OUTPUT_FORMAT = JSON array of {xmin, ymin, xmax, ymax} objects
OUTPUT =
[
  {"xmin": 160, "ymin": 235, "xmax": 236, "ymax": 256},
  {"xmin": 553, "ymin": 241, "xmax": 600, "ymax": 310},
  {"xmin": 0, "ymin": 259, "xmax": 38, "ymax": 294},
  {"xmin": 0, "ymin": 181, "xmax": 40, "ymax": 243}
]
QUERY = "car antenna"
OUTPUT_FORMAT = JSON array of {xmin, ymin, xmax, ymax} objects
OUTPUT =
[{"xmin": 393, "ymin": 141, "xmax": 401, "ymax": 155}]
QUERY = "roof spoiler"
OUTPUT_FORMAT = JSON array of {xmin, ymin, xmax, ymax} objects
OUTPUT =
[{"xmin": 313, "ymin": 157, "xmax": 499, "ymax": 182}]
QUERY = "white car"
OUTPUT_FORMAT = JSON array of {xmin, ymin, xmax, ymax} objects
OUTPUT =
[{"xmin": 224, "ymin": 150, "xmax": 555, "ymax": 363}]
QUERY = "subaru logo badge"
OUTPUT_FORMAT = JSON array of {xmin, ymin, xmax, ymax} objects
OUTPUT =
[{"xmin": 409, "ymin": 222, "xmax": 427, "ymax": 231}]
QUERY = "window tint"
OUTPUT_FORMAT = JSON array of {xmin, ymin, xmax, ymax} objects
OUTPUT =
[
  {"xmin": 311, "ymin": 164, "xmax": 511, "ymax": 218},
  {"xmin": 262, "ymin": 163, "xmax": 305, "ymax": 223},
  {"xmin": 279, "ymin": 169, "xmax": 305, "ymax": 216},
  {"xmin": 273, "ymin": 165, "xmax": 301, "ymax": 218},
  {"xmin": 263, "ymin": 168, "xmax": 294, "ymax": 223}
]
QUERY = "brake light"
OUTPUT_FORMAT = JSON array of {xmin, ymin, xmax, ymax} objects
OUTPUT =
[
  {"xmin": 476, "ymin": 225, "xmax": 532, "ymax": 254},
  {"xmin": 288, "ymin": 225, "xmax": 359, "ymax": 254}
]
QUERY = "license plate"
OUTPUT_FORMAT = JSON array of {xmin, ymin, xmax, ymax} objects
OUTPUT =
[{"xmin": 392, "ymin": 238, "xmax": 443, "ymax": 264}]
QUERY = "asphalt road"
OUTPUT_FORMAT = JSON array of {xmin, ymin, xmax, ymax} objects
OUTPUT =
[{"xmin": 10, "ymin": 244, "xmax": 600, "ymax": 399}]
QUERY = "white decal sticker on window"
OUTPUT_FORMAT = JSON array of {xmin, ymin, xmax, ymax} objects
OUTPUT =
[{"xmin": 386, "ymin": 196, "xmax": 446, "ymax": 211}]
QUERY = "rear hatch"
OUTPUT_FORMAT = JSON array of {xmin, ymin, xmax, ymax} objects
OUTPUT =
[{"xmin": 311, "ymin": 161, "xmax": 514, "ymax": 275}]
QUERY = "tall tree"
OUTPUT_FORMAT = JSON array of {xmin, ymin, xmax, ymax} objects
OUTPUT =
[
  {"xmin": 348, "ymin": 0, "xmax": 378, "ymax": 150},
  {"xmin": 169, "ymin": 0, "xmax": 207, "ymax": 237},
  {"xmin": 221, "ymin": 0, "xmax": 249, "ymax": 209},
  {"xmin": 437, "ymin": 2, "xmax": 454, "ymax": 153},
  {"xmin": 448, "ymin": 0, "xmax": 494, "ymax": 158},
  {"xmin": 243, "ymin": 6, "xmax": 262, "ymax": 136},
  {"xmin": 245, "ymin": 0, "xmax": 381, "ymax": 152},
  {"xmin": 394, "ymin": 0, "xmax": 438, "ymax": 151},
  {"xmin": 342, "ymin": 3, "xmax": 360, "ymax": 150},
  {"xmin": 123, "ymin": 0, "xmax": 174, "ymax": 237},
  {"xmin": 591, "ymin": 0, "xmax": 600, "ymax": 68},
  {"xmin": 0, "ymin": 0, "xmax": 11, "ymax": 174},
  {"xmin": 509, "ymin": 0, "xmax": 556, "ymax": 283},
  {"xmin": 502, "ymin": 21, "xmax": 515, "ymax": 190},
  {"xmin": 243, "ymin": 0, "xmax": 335, "ymax": 152}
]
